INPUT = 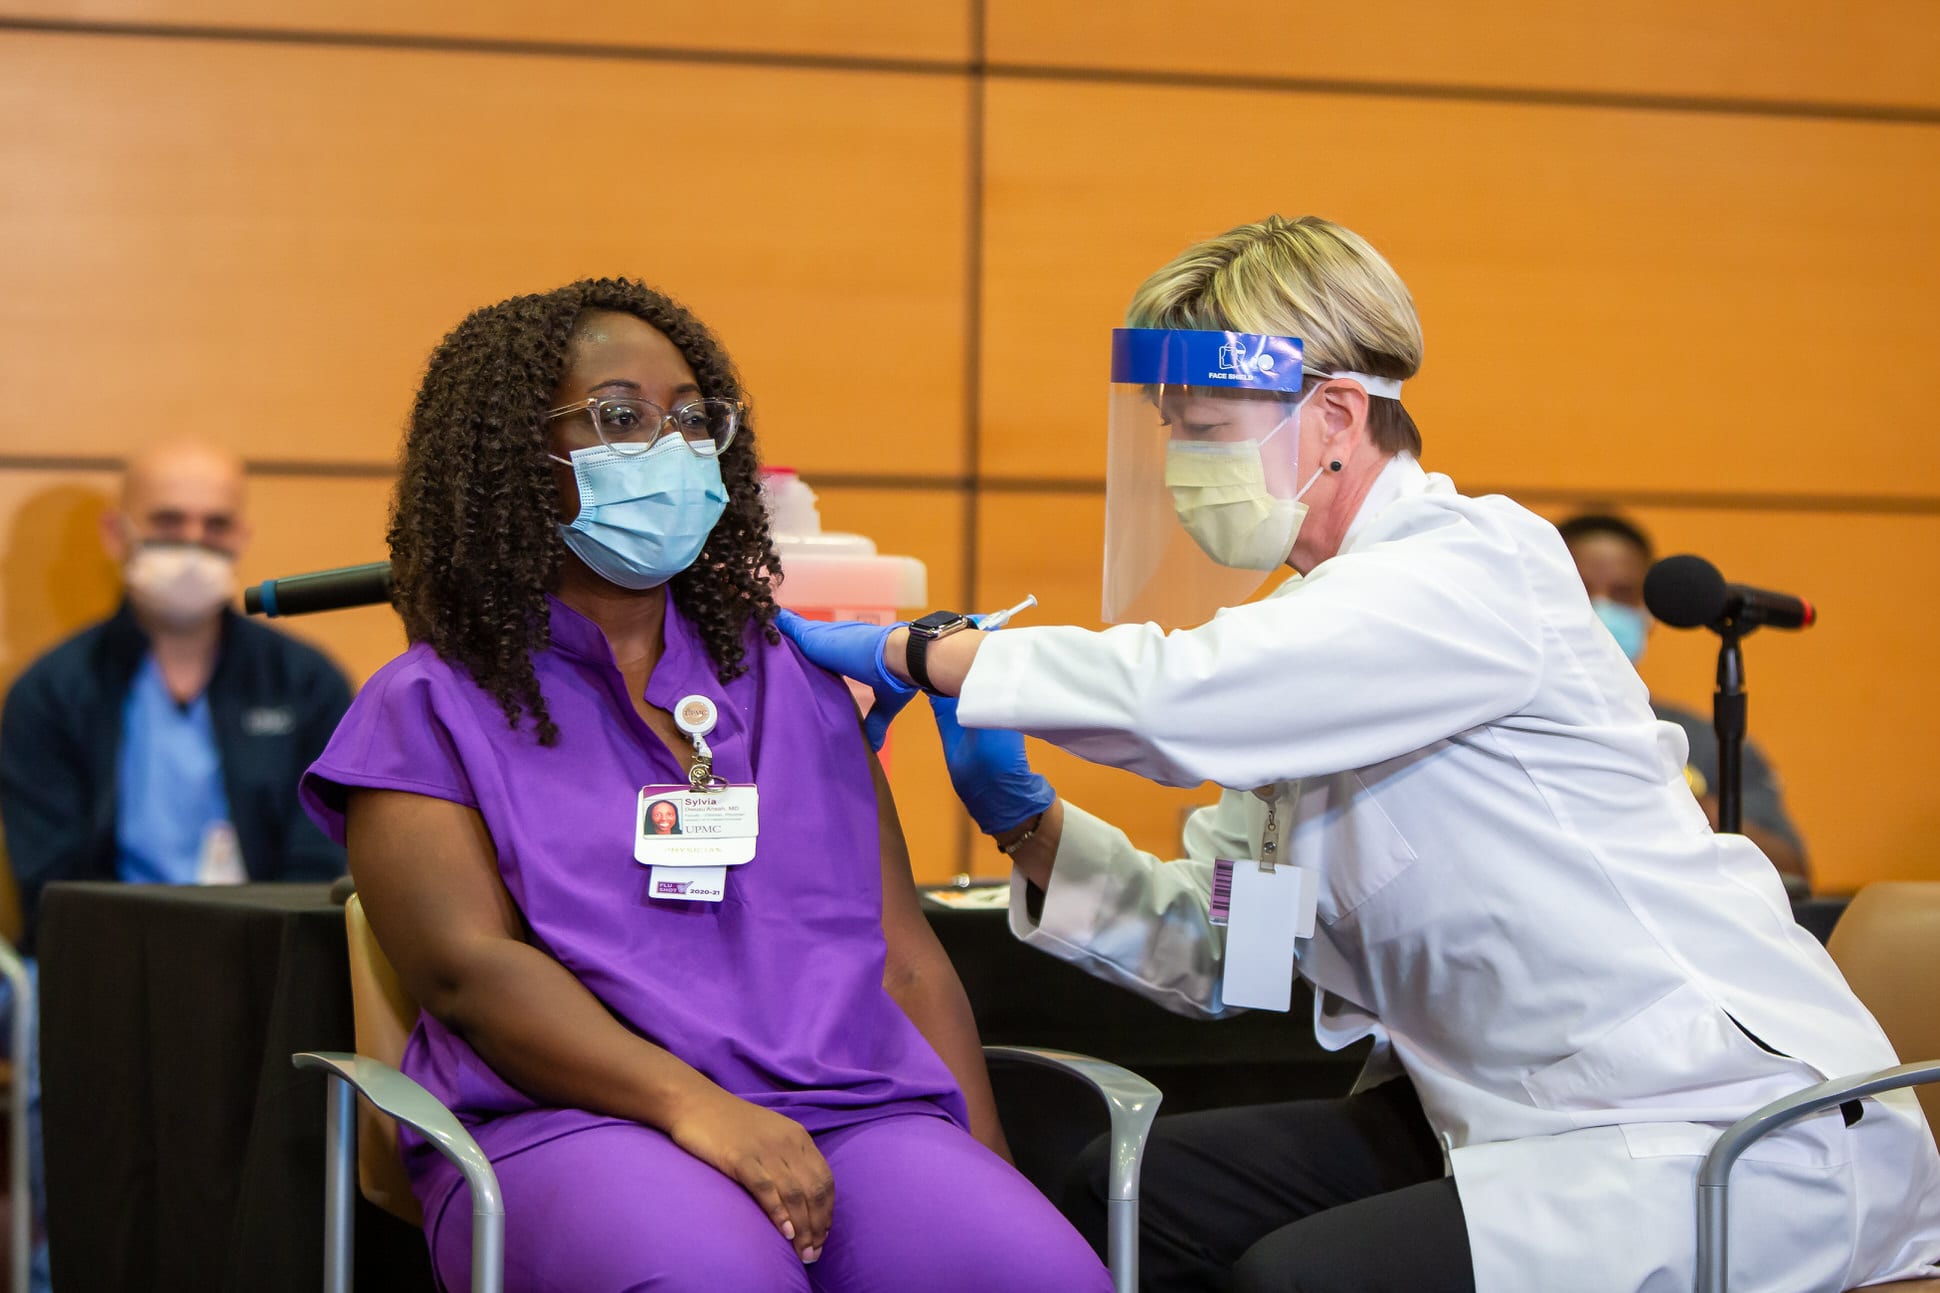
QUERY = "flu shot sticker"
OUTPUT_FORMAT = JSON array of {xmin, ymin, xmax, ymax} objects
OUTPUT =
[{"xmin": 636, "ymin": 785, "xmax": 759, "ymax": 868}]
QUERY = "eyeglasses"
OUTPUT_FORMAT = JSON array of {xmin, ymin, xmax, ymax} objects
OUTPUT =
[{"xmin": 545, "ymin": 397, "xmax": 742, "ymax": 456}]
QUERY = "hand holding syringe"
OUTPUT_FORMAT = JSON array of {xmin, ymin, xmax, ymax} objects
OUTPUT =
[{"xmin": 972, "ymin": 594, "xmax": 1037, "ymax": 631}]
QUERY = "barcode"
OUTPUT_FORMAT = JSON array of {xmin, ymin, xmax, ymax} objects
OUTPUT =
[{"xmin": 1209, "ymin": 859, "xmax": 1234, "ymax": 926}]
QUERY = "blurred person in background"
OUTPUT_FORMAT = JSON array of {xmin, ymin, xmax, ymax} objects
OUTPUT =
[
  {"xmin": 0, "ymin": 440, "xmax": 350, "ymax": 1292},
  {"xmin": 1558, "ymin": 512, "xmax": 1810, "ymax": 896},
  {"xmin": 1, "ymin": 439, "xmax": 350, "ymax": 935}
]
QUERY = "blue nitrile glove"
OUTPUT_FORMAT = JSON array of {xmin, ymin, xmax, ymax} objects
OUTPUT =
[
  {"xmin": 773, "ymin": 609, "xmax": 917, "ymax": 751},
  {"xmin": 929, "ymin": 695, "xmax": 1055, "ymax": 836}
]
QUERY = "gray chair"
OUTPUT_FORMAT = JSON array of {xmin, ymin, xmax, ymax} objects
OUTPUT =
[
  {"xmin": 296, "ymin": 894, "xmax": 1161, "ymax": 1293},
  {"xmin": 1697, "ymin": 883, "xmax": 1940, "ymax": 1293}
]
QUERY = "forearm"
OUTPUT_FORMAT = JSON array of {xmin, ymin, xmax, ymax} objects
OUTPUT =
[
  {"xmin": 886, "ymin": 953, "xmax": 1011, "ymax": 1161},
  {"xmin": 432, "ymin": 936, "xmax": 723, "ymax": 1130},
  {"xmin": 994, "ymin": 797, "xmax": 1064, "ymax": 892},
  {"xmin": 883, "ymin": 626, "xmax": 983, "ymax": 697}
]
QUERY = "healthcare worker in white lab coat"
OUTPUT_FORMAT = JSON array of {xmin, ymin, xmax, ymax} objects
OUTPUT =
[{"xmin": 777, "ymin": 215, "xmax": 1940, "ymax": 1293}]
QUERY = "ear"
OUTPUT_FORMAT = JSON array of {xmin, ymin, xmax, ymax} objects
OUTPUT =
[
  {"xmin": 1313, "ymin": 379, "xmax": 1370, "ymax": 448},
  {"xmin": 99, "ymin": 507, "xmax": 132, "ymax": 565}
]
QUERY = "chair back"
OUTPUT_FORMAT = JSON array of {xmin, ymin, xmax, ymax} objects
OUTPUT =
[
  {"xmin": 0, "ymin": 845, "xmax": 23, "ymax": 948},
  {"xmin": 1828, "ymin": 881, "xmax": 1940, "ymax": 1145},
  {"xmin": 344, "ymin": 893, "xmax": 427, "ymax": 1226}
]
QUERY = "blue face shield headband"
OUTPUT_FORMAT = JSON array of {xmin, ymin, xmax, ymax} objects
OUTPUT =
[{"xmin": 553, "ymin": 437, "xmax": 728, "ymax": 590}]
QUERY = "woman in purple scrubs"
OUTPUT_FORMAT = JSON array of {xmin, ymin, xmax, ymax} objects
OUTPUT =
[{"xmin": 299, "ymin": 279, "xmax": 1110, "ymax": 1293}]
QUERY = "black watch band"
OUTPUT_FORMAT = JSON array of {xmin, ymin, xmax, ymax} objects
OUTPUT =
[{"xmin": 906, "ymin": 610, "xmax": 971, "ymax": 695}]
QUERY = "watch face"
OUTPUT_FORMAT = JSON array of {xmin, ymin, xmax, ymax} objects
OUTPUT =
[{"xmin": 912, "ymin": 611, "xmax": 966, "ymax": 636}]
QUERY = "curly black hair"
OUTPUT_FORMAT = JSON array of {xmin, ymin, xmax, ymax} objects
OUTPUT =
[{"xmin": 389, "ymin": 278, "xmax": 781, "ymax": 745}]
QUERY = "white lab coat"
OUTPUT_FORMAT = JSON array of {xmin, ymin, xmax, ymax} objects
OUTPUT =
[{"xmin": 958, "ymin": 457, "xmax": 1940, "ymax": 1292}]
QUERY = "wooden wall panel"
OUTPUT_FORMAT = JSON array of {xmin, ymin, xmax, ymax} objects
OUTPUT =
[
  {"xmin": 985, "ymin": 0, "xmax": 1940, "ymax": 112},
  {"xmin": 0, "ymin": 31, "xmax": 969, "ymax": 477},
  {"xmin": 0, "ymin": 468, "xmax": 121, "ymax": 696},
  {"xmin": 980, "ymin": 78, "xmax": 1940, "ymax": 503},
  {"xmin": 0, "ymin": 1, "xmax": 972, "ymax": 61},
  {"xmin": 1527, "ymin": 502, "xmax": 1940, "ymax": 895},
  {"xmin": 236, "ymin": 475, "xmax": 403, "ymax": 683},
  {"xmin": 975, "ymin": 490, "xmax": 1222, "ymax": 867}
]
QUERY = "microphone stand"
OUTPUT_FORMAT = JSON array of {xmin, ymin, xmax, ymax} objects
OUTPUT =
[{"xmin": 1710, "ymin": 619, "xmax": 1752, "ymax": 835}]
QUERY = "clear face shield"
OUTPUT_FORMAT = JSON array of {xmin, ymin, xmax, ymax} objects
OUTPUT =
[{"xmin": 1103, "ymin": 329, "xmax": 1315, "ymax": 628}]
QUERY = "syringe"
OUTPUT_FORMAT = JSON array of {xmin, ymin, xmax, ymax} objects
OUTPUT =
[{"xmin": 973, "ymin": 594, "xmax": 1038, "ymax": 631}]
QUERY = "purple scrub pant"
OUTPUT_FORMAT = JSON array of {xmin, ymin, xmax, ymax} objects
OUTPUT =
[{"xmin": 425, "ymin": 1111, "xmax": 1112, "ymax": 1293}]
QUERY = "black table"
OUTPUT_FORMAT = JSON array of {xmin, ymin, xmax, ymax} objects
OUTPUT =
[
  {"xmin": 37, "ymin": 883, "xmax": 1360, "ymax": 1292},
  {"xmin": 37, "ymin": 883, "xmax": 432, "ymax": 1292}
]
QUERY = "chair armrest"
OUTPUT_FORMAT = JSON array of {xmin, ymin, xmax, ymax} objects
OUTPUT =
[
  {"xmin": 981, "ymin": 1045, "xmax": 1162, "ymax": 1203},
  {"xmin": 293, "ymin": 1051, "xmax": 503, "ymax": 1216},
  {"xmin": 1696, "ymin": 1060, "xmax": 1940, "ymax": 1293},
  {"xmin": 0, "ymin": 940, "xmax": 28, "ymax": 1293}
]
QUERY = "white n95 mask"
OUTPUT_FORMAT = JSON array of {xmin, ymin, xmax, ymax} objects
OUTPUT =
[
  {"xmin": 554, "ymin": 437, "xmax": 728, "ymax": 590},
  {"xmin": 125, "ymin": 544, "xmax": 236, "ymax": 629}
]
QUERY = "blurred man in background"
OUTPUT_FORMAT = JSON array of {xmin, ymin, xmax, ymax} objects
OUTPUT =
[
  {"xmin": 1, "ymin": 440, "xmax": 350, "ymax": 935},
  {"xmin": 0, "ymin": 440, "xmax": 350, "ymax": 1290},
  {"xmin": 1559, "ymin": 512, "xmax": 1810, "ymax": 895}
]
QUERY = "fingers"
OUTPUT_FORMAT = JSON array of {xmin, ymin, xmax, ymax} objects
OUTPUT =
[
  {"xmin": 802, "ymin": 1155, "xmax": 835, "ymax": 1257},
  {"xmin": 782, "ymin": 1137, "xmax": 834, "ymax": 1260},
  {"xmin": 735, "ymin": 1143, "xmax": 833, "ymax": 1263}
]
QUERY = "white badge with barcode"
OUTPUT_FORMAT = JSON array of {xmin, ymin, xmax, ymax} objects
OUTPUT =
[
  {"xmin": 1209, "ymin": 859, "xmax": 1317, "ymax": 1012},
  {"xmin": 638, "ymin": 785, "xmax": 759, "ymax": 903}
]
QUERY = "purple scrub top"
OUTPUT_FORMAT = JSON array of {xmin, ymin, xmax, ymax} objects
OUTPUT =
[{"xmin": 301, "ymin": 595, "xmax": 968, "ymax": 1200}]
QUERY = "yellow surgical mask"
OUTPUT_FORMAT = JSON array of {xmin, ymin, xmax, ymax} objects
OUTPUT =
[
  {"xmin": 1164, "ymin": 439, "xmax": 1307, "ymax": 570},
  {"xmin": 1164, "ymin": 399, "xmax": 1327, "ymax": 571}
]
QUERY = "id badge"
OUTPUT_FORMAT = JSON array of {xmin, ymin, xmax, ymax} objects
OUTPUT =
[
  {"xmin": 1209, "ymin": 859, "xmax": 1317, "ymax": 1012},
  {"xmin": 638, "ymin": 785, "xmax": 759, "ymax": 904}
]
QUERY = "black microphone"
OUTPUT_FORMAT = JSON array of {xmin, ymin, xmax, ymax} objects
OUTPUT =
[
  {"xmin": 1643, "ymin": 554, "xmax": 1816, "ymax": 632},
  {"xmin": 244, "ymin": 561, "xmax": 393, "ymax": 617}
]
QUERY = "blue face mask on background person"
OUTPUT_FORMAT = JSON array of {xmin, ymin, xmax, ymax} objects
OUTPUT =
[
  {"xmin": 1593, "ymin": 597, "xmax": 1649, "ymax": 664},
  {"xmin": 552, "ymin": 437, "xmax": 727, "ymax": 589}
]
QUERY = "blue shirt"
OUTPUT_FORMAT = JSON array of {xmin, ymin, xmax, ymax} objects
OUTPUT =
[{"xmin": 114, "ymin": 655, "xmax": 233, "ymax": 884}]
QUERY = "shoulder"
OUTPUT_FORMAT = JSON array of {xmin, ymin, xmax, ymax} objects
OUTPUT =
[
  {"xmin": 1372, "ymin": 485, "xmax": 1558, "ymax": 556},
  {"xmin": 351, "ymin": 642, "xmax": 466, "ymax": 711},
  {"xmin": 224, "ymin": 615, "xmax": 350, "ymax": 686},
  {"xmin": 312, "ymin": 644, "xmax": 483, "ymax": 778},
  {"xmin": 740, "ymin": 615, "xmax": 870, "ymax": 719},
  {"xmin": 1329, "ymin": 488, "xmax": 1554, "ymax": 600},
  {"xmin": 3, "ymin": 615, "xmax": 121, "ymax": 718}
]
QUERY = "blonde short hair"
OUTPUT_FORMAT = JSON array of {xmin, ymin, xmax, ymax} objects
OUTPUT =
[{"xmin": 1126, "ymin": 215, "xmax": 1424, "ymax": 455}]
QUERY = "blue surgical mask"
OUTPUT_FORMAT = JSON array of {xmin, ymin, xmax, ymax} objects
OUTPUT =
[
  {"xmin": 1592, "ymin": 597, "xmax": 1648, "ymax": 664},
  {"xmin": 553, "ymin": 438, "xmax": 727, "ymax": 589}
]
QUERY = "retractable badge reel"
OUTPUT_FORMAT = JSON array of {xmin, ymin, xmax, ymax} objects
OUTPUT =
[{"xmin": 637, "ymin": 694, "xmax": 760, "ymax": 904}]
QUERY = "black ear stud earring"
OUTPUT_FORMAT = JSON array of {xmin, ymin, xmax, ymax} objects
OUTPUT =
[{"xmin": 1329, "ymin": 459, "xmax": 1343, "ymax": 472}]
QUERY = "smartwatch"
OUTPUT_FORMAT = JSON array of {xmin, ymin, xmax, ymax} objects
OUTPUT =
[{"xmin": 906, "ymin": 610, "xmax": 973, "ymax": 695}]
